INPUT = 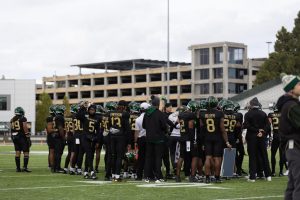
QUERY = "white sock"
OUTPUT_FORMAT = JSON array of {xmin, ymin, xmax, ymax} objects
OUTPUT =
[{"xmin": 115, "ymin": 174, "xmax": 120, "ymax": 179}]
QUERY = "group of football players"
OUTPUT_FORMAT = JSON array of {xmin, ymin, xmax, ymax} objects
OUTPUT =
[{"xmin": 11, "ymin": 95, "xmax": 286, "ymax": 183}]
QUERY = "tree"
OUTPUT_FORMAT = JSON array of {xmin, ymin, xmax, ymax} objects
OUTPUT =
[
  {"xmin": 254, "ymin": 11, "xmax": 300, "ymax": 85},
  {"xmin": 63, "ymin": 95, "xmax": 71, "ymax": 116},
  {"xmin": 36, "ymin": 92, "xmax": 52, "ymax": 132}
]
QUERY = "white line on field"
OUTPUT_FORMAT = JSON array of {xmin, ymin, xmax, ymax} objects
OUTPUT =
[
  {"xmin": 0, "ymin": 174, "xmax": 59, "ymax": 178},
  {"xmin": 214, "ymin": 195, "xmax": 283, "ymax": 200},
  {"xmin": 0, "ymin": 185, "xmax": 100, "ymax": 191}
]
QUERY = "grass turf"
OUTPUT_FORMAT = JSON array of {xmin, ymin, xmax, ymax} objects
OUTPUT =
[{"xmin": 0, "ymin": 144, "xmax": 287, "ymax": 200}]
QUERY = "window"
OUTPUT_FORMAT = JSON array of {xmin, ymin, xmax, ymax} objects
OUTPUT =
[
  {"xmin": 228, "ymin": 47, "xmax": 244, "ymax": 64},
  {"xmin": 0, "ymin": 95, "xmax": 10, "ymax": 111},
  {"xmin": 228, "ymin": 83, "xmax": 247, "ymax": 94},
  {"xmin": 213, "ymin": 83, "xmax": 223, "ymax": 94},
  {"xmin": 214, "ymin": 47, "xmax": 223, "ymax": 64},
  {"xmin": 213, "ymin": 68, "xmax": 223, "ymax": 79},
  {"xmin": 200, "ymin": 84, "xmax": 209, "ymax": 94},
  {"xmin": 228, "ymin": 68, "xmax": 247, "ymax": 79},
  {"xmin": 199, "ymin": 48, "xmax": 209, "ymax": 65},
  {"xmin": 200, "ymin": 69, "xmax": 209, "ymax": 79}
]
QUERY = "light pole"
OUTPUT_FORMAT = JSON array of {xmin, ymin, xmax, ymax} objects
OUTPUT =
[
  {"xmin": 266, "ymin": 41, "xmax": 272, "ymax": 58},
  {"xmin": 166, "ymin": 0, "xmax": 170, "ymax": 101}
]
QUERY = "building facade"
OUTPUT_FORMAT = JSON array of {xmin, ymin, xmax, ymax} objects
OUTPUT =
[
  {"xmin": 36, "ymin": 42, "xmax": 265, "ymax": 106},
  {"xmin": 0, "ymin": 79, "xmax": 36, "ymax": 134}
]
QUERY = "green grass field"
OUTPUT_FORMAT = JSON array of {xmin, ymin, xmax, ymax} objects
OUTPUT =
[{"xmin": 0, "ymin": 144, "xmax": 287, "ymax": 200}]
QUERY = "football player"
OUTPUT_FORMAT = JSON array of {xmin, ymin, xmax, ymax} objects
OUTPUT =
[
  {"xmin": 108, "ymin": 100, "xmax": 131, "ymax": 182},
  {"xmin": 77, "ymin": 103, "xmax": 101, "ymax": 180},
  {"xmin": 10, "ymin": 107, "xmax": 31, "ymax": 172},
  {"xmin": 63, "ymin": 106, "xmax": 74, "ymax": 174},
  {"xmin": 200, "ymin": 96, "xmax": 231, "ymax": 183},
  {"xmin": 268, "ymin": 103, "xmax": 287, "ymax": 176},
  {"xmin": 46, "ymin": 105, "xmax": 56, "ymax": 171}
]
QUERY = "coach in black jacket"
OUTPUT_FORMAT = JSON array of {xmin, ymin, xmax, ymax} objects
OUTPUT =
[
  {"xmin": 244, "ymin": 97, "xmax": 271, "ymax": 182},
  {"xmin": 143, "ymin": 95, "xmax": 167, "ymax": 182},
  {"xmin": 277, "ymin": 73, "xmax": 300, "ymax": 200}
]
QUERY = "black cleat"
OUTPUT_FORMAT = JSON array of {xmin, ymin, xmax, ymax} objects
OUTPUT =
[
  {"xmin": 16, "ymin": 168, "xmax": 21, "ymax": 172},
  {"xmin": 95, "ymin": 168, "xmax": 99, "ymax": 173},
  {"xmin": 215, "ymin": 178, "xmax": 222, "ymax": 183},
  {"xmin": 22, "ymin": 168, "xmax": 32, "ymax": 173},
  {"xmin": 166, "ymin": 173, "xmax": 175, "ymax": 180},
  {"xmin": 279, "ymin": 173, "xmax": 284, "ymax": 177},
  {"xmin": 271, "ymin": 173, "xmax": 276, "ymax": 177},
  {"xmin": 175, "ymin": 176, "xmax": 181, "ymax": 182},
  {"xmin": 189, "ymin": 176, "xmax": 198, "ymax": 183},
  {"xmin": 69, "ymin": 171, "xmax": 76, "ymax": 175},
  {"xmin": 91, "ymin": 173, "xmax": 97, "ymax": 180},
  {"xmin": 205, "ymin": 178, "xmax": 211, "ymax": 184}
]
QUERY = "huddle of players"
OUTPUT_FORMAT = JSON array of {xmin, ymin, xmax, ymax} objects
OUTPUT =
[
  {"xmin": 172, "ymin": 96, "xmax": 243, "ymax": 183},
  {"xmin": 43, "ymin": 96, "xmax": 284, "ymax": 183},
  {"xmin": 45, "ymin": 100, "xmax": 134, "ymax": 181}
]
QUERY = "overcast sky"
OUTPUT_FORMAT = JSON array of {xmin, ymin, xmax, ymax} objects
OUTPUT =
[{"xmin": 0, "ymin": 0, "xmax": 299, "ymax": 83}]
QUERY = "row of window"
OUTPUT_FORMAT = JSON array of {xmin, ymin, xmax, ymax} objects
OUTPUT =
[
  {"xmin": 198, "ymin": 67, "xmax": 248, "ymax": 79},
  {"xmin": 196, "ymin": 47, "xmax": 244, "ymax": 65},
  {"xmin": 48, "ymin": 72, "xmax": 192, "ymax": 89},
  {"xmin": 199, "ymin": 83, "xmax": 247, "ymax": 94}
]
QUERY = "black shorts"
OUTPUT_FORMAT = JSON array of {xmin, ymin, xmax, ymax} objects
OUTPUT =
[
  {"xmin": 47, "ymin": 134, "xmax": 55, "ymax": 149},
  {"xmin": 204, "ymin": 138, "xmax": 223, "ymax": 157},
  {"xmin": 66, "ymin": 136, "xmax": 75, "ymax": 153},
  {"xmin": 180, "ymin": 141, "xmax": 198, "ymax": 158},
  {"xmin": 13, "ymin": 136, "xmax": 30, "ymax": 152}
]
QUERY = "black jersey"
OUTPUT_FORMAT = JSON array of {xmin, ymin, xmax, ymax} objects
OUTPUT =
[
  {"xmin": 101, "ymin": 113, "xmax": 110, "ymax": 134},
  {"xmin": 10, "ymin": 116, "xmax": 27, "ymax": 135},
  {"xmin": 54, "ymin": 114, "xmax": 65, "ymax": 137},
  {"xmin": 64, "ymin": 115, "xmax": 74, "ymax": 136},
  {"xmin": 129, "ymin": 113, "xmax": 139, "ymax": 132},
  {"xmin": 200, "ymin": 108, "xmax": 224, "ymax": 140},
  {"xmin": 268, "ymin": 112, "xmax": 281, "ymax": 136},
  {"xmin": 178, "ymin": 111, "xmax": 196, "ymax": 142},
  {"xmin": 223, "ymin": 111, "xmax": 238, "ymax": 135},
  {"xmin": 82, "ymin": 115, "xmax": 101, "ymax": 135},
  {"xmin": 108, "ymin": 111, "xmax": 130, "ymax": 136}
]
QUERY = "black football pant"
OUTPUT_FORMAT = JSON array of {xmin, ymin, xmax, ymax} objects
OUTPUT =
[
  {"xmin": 162, "ymin": 139, "xmax": 171, "ymax": 175},
  {"xmin": 110, "ymin": 135, "xmax": 126, "ymax": 176},
  {"xmin": 136, "ymin": 136, "xmax": 146, "ymax": 179},
  {"xmin": 73, "ymin": 134, "xmax": 84, "ymax": 169},
  {"xmin": 144, "ymin": 142, "xmax": 164, "ymax": 180},
  {"xmin": 271, "ymin": 136, "xmax": 282, "ymax": 174},
  {"xmin": 81, "ymin": 134, "xmax": 96, "ymax": 172},
  {"xmin": 54, "ymin": 137, "xmax": 64, "ymax": 171},
  {"xmin": 169, "ymin": 136, "xmax": 181, "ymax": 172},
  {"xmin": 236, "ymin": 139, "xmax": 245, "ymax": 174},
  {"xmin": 247, "ymin": 136, "xmax": 271, "ymax": 179},
  {"xmin": 104, "ymin": 135, "xmax": 112, "ymax": 178}
]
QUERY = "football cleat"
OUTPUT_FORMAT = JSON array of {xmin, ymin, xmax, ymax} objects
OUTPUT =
[
  {"xmin": 22, "ymin": 168, "xmax": 32, "ymax": 173},
  {"xmin": 189, "ymin": 176, "xmax": 198, "ymax": 183},
  {"xmin": 155, "ymin": 179, "xmax": 164, "ymax": 183},
  {"xmin": 16, "ymin": 168, "xmax": 21, "ymax": 172},
  {"xmin": 144, "ymin": 178, "xmax": 150, "ymax": 183},
  {"xmin": 175, "ymin": 176, "xmax": 181, "ymax": 182},
  {"xmin": 91, "ymin": 172, "xmax": 97, "ymax": 180},
  {"xmin": 205, "ymin": 177, "xmax": 211, "ymax": 184},
  {"xmin": 83, "ymin": 172, "xmax": 89, "ymax": 179}
]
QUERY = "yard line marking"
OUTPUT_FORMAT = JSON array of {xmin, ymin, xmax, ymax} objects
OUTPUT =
[
  {"xmin": 215, "ymin": 195, "xmax": 283, "ymax": 200},
  {"xmin": 136, "ymin": 183, "xmax": 230, "ymax": 189},
  {"xmin": 0, "ymin": 174, "xmax": 59, "ymax": 178},
  {"xmin": 0, "ymin": 185, "xmax": 100, "ymax": 191}
]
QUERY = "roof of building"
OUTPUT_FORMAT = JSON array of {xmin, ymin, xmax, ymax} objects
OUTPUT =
[
  {"xmin": 229, "ymin": 77, "xmax": 282, "ymax": 102},
  {"xmin": 71, "ymin": 59, "xmax": 191, "ymax": 71}
]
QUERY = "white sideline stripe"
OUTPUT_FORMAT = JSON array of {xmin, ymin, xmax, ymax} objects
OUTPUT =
[
  {"xmin": 1, "ymin": 151, "xmax": 106, "ymax": 155},
  {"xmin": 215, "ymin": 195, "xmax": 283, "ymax": 200},
  {"xmin": 0, "ymin": 185, "xmax": 100, "ymax": 191},
  {"xmin": 0, "ymin": 175, "xmax": 59, "ymax": 178},
  {"xmin": 136, "ymin": 183, "xmax": 230, "ymax": 189}
]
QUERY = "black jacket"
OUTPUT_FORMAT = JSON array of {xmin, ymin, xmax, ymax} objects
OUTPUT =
[
  {"xmin": 142, "ymin": 107, "xmax": 167, "ymax": 143},
  {"xmin": 277, "ymin": 94, "xmax": 300, "ymax": 143},
  {"xmin": 244, "ymin": 108, "xmax": 270, "ymax": 139}
]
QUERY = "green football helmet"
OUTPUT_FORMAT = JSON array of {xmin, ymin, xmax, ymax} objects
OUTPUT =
[
  {"xmin": 233, "ymin": 102, "xmax": 241, "ymax": 112},
  {"xmin": 222, "ymin": 100, "xmax": 235, "ymax": 111},
  {"xmin": 49, "ymin": 105, "xmax": 57, "ymax": 114},
  {"xmin": 176, "ymin": 105, "xmax": 188, "ymax": 113},
  {"xmin": 14, "ymin": 107, "xmax": 25, "ymax": 116},
  {"xmin": 206, "ymin": 96, "xmax": 218, "ymax": 109},
  {"xmin": 199, "ymin": 100, "xmax": 207, "ymax": 111},
  {"xmin": 125, "ymin": 152, "xmax": 137, "ymax": 163},
  {"xmin": 187, "ymin": 101, "xmax": 199, "ymax": 113},
  {"xmin": 96, "ymin": 105, "xmax": 107, "ymax": 114},
  {"xmin": 55, "ymin": 105, "xmax": 66, "ymax": 115},
  {"xmin": 70, "ymin": 104, "xmax": 78, "ymax": 114},
  {"xmin": 128, "ymin": 102, "xmax": 140, "ymax": 113},
  {"xmin": 217, "ymin": 99, "xmax": 228, "ymax": 110},
  {"xmin": 105, "ymin": 102, "xmax": 117, "ymax": 111}
]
